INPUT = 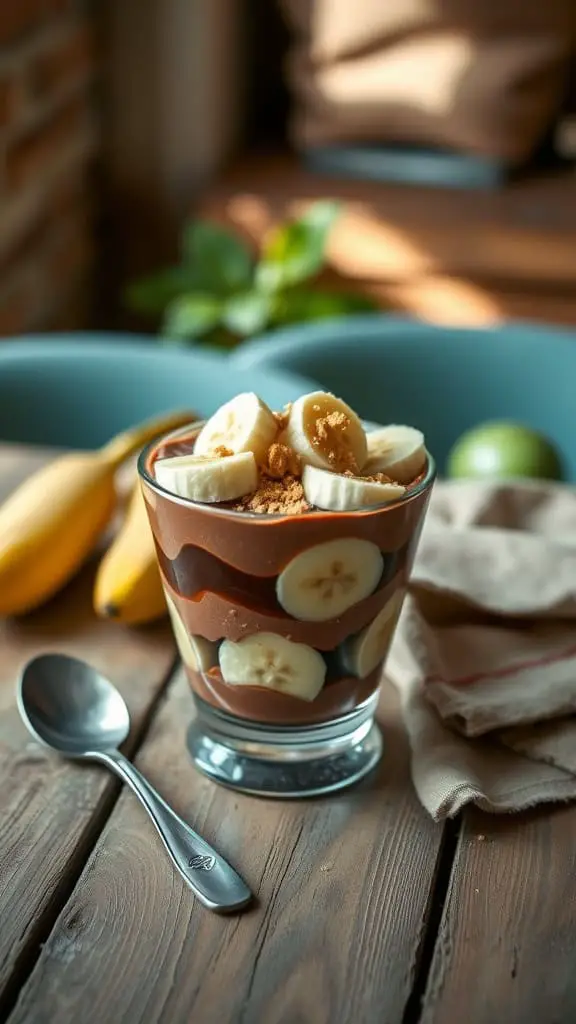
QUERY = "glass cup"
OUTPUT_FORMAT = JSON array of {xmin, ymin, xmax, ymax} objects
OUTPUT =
[{"xmin": 138, "ymin": 422, "xmax": 435, "ymax": 797}]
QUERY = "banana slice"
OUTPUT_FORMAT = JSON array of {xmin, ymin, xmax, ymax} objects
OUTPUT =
[
  {"xmin": 154, "ymin": 450, "xmax": 257, "ymax": 503},
  {"xmin": 285, "ymin": 391, "xmax": 367, "ymax": 473},
  {"xmin": 165, "ymin": 592, "xmax": 218, "ymax": 671},
  {"xmin": 363, "ymin": 425, "xmax": 426, "ymax": 483},
  {"xmin": 276, "ymin": 537, "xmax": 383, "ymax": 622},
  {"xmin": 302, "ymin": 464, "xmax": 405, "ymax": 512},
  {"xmin": 219, "ymin": 633, "xmax": 326, "ymax": 701},
  {"xmin": 342, "ymin": 589, "xmax": 405, "ymax": 678},
  {"xmin": 194, "ymin": 392, "xmax": 277, "ymax": 463}
]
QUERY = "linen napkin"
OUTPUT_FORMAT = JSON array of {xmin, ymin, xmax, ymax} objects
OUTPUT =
[{"xmin": 387, "ymin": 479, "xmax": 576, "ymax": 821}]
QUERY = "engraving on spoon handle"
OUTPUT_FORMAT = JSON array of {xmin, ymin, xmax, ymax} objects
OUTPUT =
[{"xmin": 94, "ymin": 749, "xmax": 251, "ymax": 912}]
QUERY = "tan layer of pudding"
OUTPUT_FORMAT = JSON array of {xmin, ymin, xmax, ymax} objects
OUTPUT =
[{"xmin": 142, "ymin": 426, "xmax": 432, "ymax": 726}]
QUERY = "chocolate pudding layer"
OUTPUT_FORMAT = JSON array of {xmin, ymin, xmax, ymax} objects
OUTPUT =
[
  {"xmin": 190, "ymin": 665, "xmax": 381, "ymax": 726},
  {"xmin": 141, "ymin": 425, "xmax": 434, "ymax": 726}
]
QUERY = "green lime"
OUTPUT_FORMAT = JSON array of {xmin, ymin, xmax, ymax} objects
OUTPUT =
[{"xmin": 447, "ymin": 421, "xmax": 564, "ymax": 481}]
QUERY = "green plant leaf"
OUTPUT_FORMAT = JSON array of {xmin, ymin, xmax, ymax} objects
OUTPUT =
[
  {"xmin": 123, "ymin": 266, "xmax": 196, "ymax": 316},
  {"xmin": 162, "ymin": 293, "xmax": 222, "ymax": 343},
  {"xmin": 270, "ymin": 287, "xmax": 378, "ymax": 327},
  {"xmin": 182, "ymin": 221, "xmax": 254, "ymax": 294},
  {"xmin": 223, "ymin": 291, "xmax": 273, "ymax": 337},
  {"xmin": 256, "ymin": 200, "xmax": 341, "ymax": 291}
]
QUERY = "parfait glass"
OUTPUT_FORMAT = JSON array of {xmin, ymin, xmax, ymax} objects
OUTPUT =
[{"xmin": 138, "ymin": 422, "xmax": 435, "ymax": 797}]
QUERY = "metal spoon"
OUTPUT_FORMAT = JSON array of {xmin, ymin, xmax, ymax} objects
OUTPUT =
[{"xmin": 17, "ymin": 653, "xmax": 252, "ymax": 913}]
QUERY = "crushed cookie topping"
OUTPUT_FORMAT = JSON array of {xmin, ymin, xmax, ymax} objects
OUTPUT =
[
  {"xmin": 265, "ymin": 442, "xmax": 301, "ymax": 480},
  {"xmin": 231, "ymin": 413, "xmax": 411, "ymax": 513},
  {"xmin": 273, "ymin": 404, "xmax": 292, "ymax": 432},
  {"xmin": 213, "ymin": 445, "xmax": 234, "ymax": 458},
  {"xmin": 232, "ymin": 434, "xmax": 308, "ymax": 514},
  {"xmin": 362, "ymin": 473, "xmax": 405, "ymax": 487},
  {"xmin": 311, "ymin": 408, "xmax": 359, "ymax": 474},
  {"xmin": 233, "ymin": 474, "xmax": 310, "ymax": 515},
  {"xmin": 343, "ymin": 469, "xmax": 398, "ymax": 485}
]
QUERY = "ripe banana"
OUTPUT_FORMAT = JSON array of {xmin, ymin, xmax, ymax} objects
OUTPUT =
[
  {"xmin": 194, "ymin": 392, "xmax": 277, "ymax": 463},
  {"xmin": 94, "ymin": 482, "xmax": 168, "ymax": 625},
  {"xmin": 0, "ymin": 409, "xmax": 191, "ymax": 617},
  {"xmin": 364, "ymin": 425, "xmax": 426, "ymax": 483},
  {"xmin": 276, "ymin": 537, "xmax": 383, "ymax": 622},
  {"xmin": 219, "ymin": 632, "xmax": 326, "ymax": 700},
  {"xmin": 285, "ymin": 391, "xmax": 367, "ymax": 473},
  {"xmin": 155, "ymin": 450, "xmax": 257, "ymax": 503},
  {"xmin": 302, "ymin": 464, "xmax": 405, "ymax": 512}
]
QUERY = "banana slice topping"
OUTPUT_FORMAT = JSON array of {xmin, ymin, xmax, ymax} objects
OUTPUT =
[
  {"xmin": 155, "ymin": 451, "xmax": 257, "ymax": 503},
  {"xmin": 302, "ymin": 464, "xmax": 405, "ymax": 512},
  {"xmin": 153, "ymin": 392, "xmax": 426, "ymax": 511},
  {"xmin": 285, "ymin": 391, "xmax": 367, "ymax": 473},
  {"xmin": 363, "ymin": 424, "xmax": 426, "ymax": 484},
  {"xmin": 194, "ymin": 392, "xmax": 277, "ymax": 463}
]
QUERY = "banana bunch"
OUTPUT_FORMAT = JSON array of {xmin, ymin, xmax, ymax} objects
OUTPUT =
[{"xmin": 0, "ymin": 410, "xmax": 191, "ymax": 621}]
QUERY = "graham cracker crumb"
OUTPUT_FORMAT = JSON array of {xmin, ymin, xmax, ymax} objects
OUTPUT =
[
  {"xmin": 312, "ymin": 409, "xmax": 358, "ymax": 473},
  {"xmin": 344, "ymin": 469, "xmax": 401, "ymax": 486},
  {"xmin": 234, "ymin": 474, "xmax": 310, "ymax": 515},
  {"xmin": 273, "ymin": 404, "xmax": 292, "ymax": 431},
  {"xmin": 213, "ymin": 445, "xmax": 234, "ymax": 458},
  {"xmin": 264, "ymin": 442, "xmax": 301, "ymax": 479}
]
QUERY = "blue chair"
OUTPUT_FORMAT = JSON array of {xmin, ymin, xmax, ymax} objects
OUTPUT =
[
  {"xmin": 233, "ymin": 314, "xmax": 576, "ymax": 480},
  {"xmin": 0, "ymin": 334, "xmax": 316, "ymax": 449}
]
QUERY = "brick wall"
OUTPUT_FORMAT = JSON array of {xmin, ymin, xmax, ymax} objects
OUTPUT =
[{"xmin": 0, "ymin": 0, "xmax": 97, "ymax": 336}]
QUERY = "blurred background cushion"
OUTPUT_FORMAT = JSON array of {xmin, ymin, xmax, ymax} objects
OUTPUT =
[{"xmin": 281, "ymin": 0, "xmax": 574, "ymax": 164}]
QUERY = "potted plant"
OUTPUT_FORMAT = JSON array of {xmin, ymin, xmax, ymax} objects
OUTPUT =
[{"xmin": 124, "ymin": 201, "xmax": 377, "ymax": 348}]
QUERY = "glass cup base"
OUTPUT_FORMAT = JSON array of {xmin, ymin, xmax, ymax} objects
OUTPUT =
[{"xmin": 186, "ymin": 694, "xmax": 383, "ymax": 798}]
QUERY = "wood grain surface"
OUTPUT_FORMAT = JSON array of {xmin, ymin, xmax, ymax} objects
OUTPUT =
[
  {"xmin": 0, "ymin": 447, "xmax": 176, "ymax": 1014},
  {"xmin": 9, "ymin": 674, "xmax": 444, "ymax": 1024},
  {"xmin": 420, "ymin": 805, "xmax": 576, "ymax": 1024}
]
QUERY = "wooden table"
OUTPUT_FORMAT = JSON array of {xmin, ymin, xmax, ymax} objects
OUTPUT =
[{"xmin": 2, "ymin": 444, "xmax": 576, "ymax": 1024}]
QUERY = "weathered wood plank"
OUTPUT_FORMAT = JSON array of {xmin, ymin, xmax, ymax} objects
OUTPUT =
[
  {"xmin": 0, "ymin": 446, "xmax": 176, "ymax": 1011},
  {"xmin": 420, "ymin": 805, "xmax": 576, "ymax": 1024},
  {"xmin": 9, "ymin": 674, "xmax": 444, "ymax": 1024}
]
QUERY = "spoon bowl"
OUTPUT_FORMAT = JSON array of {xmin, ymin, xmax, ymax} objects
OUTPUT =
[{"xmin": 18, "ymin": 653, "xmax": 130, "ymax": 756}]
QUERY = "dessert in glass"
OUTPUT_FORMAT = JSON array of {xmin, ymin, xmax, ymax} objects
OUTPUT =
[{"xmin": 138, "ymin": 390, "xmax": 435, "ymax": 796}]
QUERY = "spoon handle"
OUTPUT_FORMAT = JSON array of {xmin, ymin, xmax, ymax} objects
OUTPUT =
[{"xmin": 95, "ymin": 749, "xmax": 251, "ymax": 912}]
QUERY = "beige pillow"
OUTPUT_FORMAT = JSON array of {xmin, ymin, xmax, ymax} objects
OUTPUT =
[{"xmin": 280, "ymin": 0, "xmax": 575, "ymax": 163}]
